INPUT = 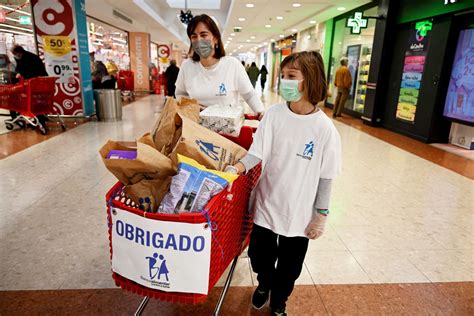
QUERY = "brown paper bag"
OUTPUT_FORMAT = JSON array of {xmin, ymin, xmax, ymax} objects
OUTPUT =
[
  {"xmin": 170, "ymin": 114, "xmax": 247, "ymax": 171},
  {"xmin": 124, "ymin": 177, "xmax": 171, "ymax": 213},
  {"xmin": 151, "ymin": 97, "xmax": 200, "ymax": 154},
  {"xmin": 99, "ymin": 139, "xmax": 177, "ymax": 185}
]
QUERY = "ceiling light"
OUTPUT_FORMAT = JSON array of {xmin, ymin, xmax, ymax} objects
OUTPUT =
[
  {"xmin": 263, "ymin": 42, "xmax": 268, "ymax": 45},
  {"xmin": 279, "ymin": 34, "xmax": 284, "ymax": 38},
  {"xmin": 246, "ymin": 3, "xmax": 254, "ymax": 8},
  {"xmin": 276, "ymin": 16, "xmax": 283, "ymax": 20},
  {"xmin": 251, "ymin": 36, "xmax": 256, "ymax": 39},
  {"xmin": 246, "ymin": 39, "xmax": 251, "ymax": 42},
  {"xmin": 230, "ymin": 33, "xmax": 235, "ymax": 36},
  {"xmin": 293, "ymin": 3, "xmax": 301, "ymax": 7},
  {"xmin": 238, "ymin": 17, "xmax": 246, "ymax": 21},
  {"xmin": 337, "ymin": 7, "xmax": 346, "ymax": 11},
  {"xmin": 292, "ymin": 29, "xmax": 298, "ymax": 32},
  {"xmin": 234, "ymin": 26, "xmax": 242, "ymax": 30},
  {"xmin": 265, "ymin": 24, "xmax": 271, "ymax": 28},
  {"xmin": 270, "ymin": 39, "xmax": 275, "ymax": 42},
  {"xmin": 310, "ymin": 20, "xmax": 316, "ymax": 24},
  {"xmin": 0, "ymin": 5, "xmax": 31, "ymax": 16},
  {"xmin": 0, "ymin": 23, "xmax": 33, "ymax": 32},
  {"xmin": 228, "ymin": 37, "xmax": 233, "ymax": 40},
  {"xmin": 0, "ymin": 28, "xmax": 32, "ymax": 36}
]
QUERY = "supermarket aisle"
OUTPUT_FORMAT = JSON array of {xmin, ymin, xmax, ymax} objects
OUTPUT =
[{"xmin": 0, "ymin": 94, "xmax": 472, "ymax": 315}]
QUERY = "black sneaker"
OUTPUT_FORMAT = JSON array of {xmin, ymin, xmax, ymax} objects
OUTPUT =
[
  {"xmin": 271, "ymin": 308, "xmax": 288, "ymax": 316},
  {"xmin": 251, "ymin": 286, "xmax": 269, "ymax": 310}
]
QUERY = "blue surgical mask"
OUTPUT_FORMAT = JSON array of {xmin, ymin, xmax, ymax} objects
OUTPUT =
[
  {"xmin": 192, "ymin": 39, "xmax": 213, "ymax": 58},
  {"xmin": 280, "ymin": 78, "xmax": 303, "ymax": 102}
]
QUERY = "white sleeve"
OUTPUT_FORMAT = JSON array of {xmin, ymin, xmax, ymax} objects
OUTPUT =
[
  {"xmin": 320, "ymin": 126, "xmax": 342, "ymax": 179},
  {"xmin": 175, "ymin": 63, "xmax": 188, "ymax": 99},
  {"xmin": 247, "ymin": 113, "xmax": 268, "ymax": 160}
]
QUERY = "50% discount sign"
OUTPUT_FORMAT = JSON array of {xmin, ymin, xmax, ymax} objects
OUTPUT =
[{"xmin": 42, "ymin": 36, "xmax": 74, "ymax": 83}]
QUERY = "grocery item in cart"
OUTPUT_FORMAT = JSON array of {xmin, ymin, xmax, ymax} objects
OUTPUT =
[
  {"xmin": 199, "ymin": 105, "xmax": 244, "ymax": 137},
  {"xmin": 159, "ymin": 154, "xmax": 238, "ymax": 214},
  {"xmin": 170, "ymin": 114, "xmax": 247, "ymax": 171},
  {"xmin": 99, "ymin": 137, "xmax": 177, "ymax": 185},
  {"xmin": 124, "ymin": 177, "xmax": 172, "ymax": 213},
  {"xmin": 151, "ymin": 97, "xmax": 200, "ymax": 154},
  {"xmin": 107, "ymin": 150, "xmax": 137, "ymax": 160}
]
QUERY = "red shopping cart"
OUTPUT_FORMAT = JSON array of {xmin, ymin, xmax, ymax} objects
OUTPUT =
[
  {"xmin": 105, "ymin": 132, "xmax": 261, "ymax": 315},
  {"xmin": 117, "ymin": 70, "xmax": 135, "ymax": 100},
  {"xmin": 0, "ymin": 77, "xmax": 61, "ymax": 135}
]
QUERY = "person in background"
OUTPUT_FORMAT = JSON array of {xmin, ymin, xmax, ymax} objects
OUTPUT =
[
  {"xmin": 333, "ymin": 57, "xmax": 352, "ymax": 118},
  {"xmin": 241, "ymin": 60, "xmax": 246, "ymax": 68},
  {"xmin": 92, "ymin": 61, "xmax": 115, "ymax": 89},
  {"xmin": 226, "ymin": 51, "xmax": 341, "ymax": 316},
  {"xmin": 164, "ymin": 59, "xmax": 179, "ymax": 97},
  {"xmin": 11, "ymin": 45, "xmax": 49, "ymax": 126},
  {"xmin": 175, "ymin": 14, "xmax": 264, "ymax": 117},
  {"xmin": 259, "ymin": 65, "xmax": 268, "ymax": 92},
  {"xmin": 105, "ymin": 59, "xmax": 119, "ymax": 76},
  {"xmin": 0, "ymin": 54, "xmax": 17, "ymax": 84},
  {"xmin": 247, "ymin": 62, "xmax": 260, "ymax": 89}
]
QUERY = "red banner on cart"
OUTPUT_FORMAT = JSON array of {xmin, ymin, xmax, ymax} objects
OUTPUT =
[{"xmin": 129, "ymin": 32, "xmax": 150, "ymax": 92}]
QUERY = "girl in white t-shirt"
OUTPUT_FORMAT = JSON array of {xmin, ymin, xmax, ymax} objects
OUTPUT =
[
  {"xmin": 227, "ymin": 51, "xmax": 342, "ymax": 316},
  {"xmin": 175, "ymin": 14, "xmax": 264, "ymax": 117}
]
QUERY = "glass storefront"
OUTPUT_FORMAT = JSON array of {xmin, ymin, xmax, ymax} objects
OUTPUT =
[
  {"xmin": 87, "ymin": 17, "xmax": 130, "ymax": 71},
  {"xmin": 328, "ymin": 6, "xmax": 378, "ymax": 115}
]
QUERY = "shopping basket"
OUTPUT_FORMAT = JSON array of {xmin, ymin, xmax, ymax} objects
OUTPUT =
[
  {"xmin": 117, "ymin": 70, "xmax": 135, "ymax": 100},
  {"xmin": 105, "ymin": 133, "xmax": 261, "ymax": 315},
  {"xmin": 0, "ymin": 77, "xmax": 60, "ymax": 134}
]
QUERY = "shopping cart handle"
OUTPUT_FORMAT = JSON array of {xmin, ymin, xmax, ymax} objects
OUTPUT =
[{"xmin": 244, "ymin": 114, "xmax": 259, "ymax": 120}]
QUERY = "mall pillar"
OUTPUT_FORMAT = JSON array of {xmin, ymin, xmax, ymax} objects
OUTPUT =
[
  {"xmin": 129, "ymin": 32, "xmax": 150, "ymax": 92},
  {"xmin": 361, "ymin": 0, "xmax": 398, "ymax": 126},
  {"xmin": 30, "ymin": 0, "xmax": 94, "ymax": 116}
]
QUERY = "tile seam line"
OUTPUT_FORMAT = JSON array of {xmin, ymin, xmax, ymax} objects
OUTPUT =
[{"xmin": 333, "ymin": 119, "xmax": 474, "ymax": 181}]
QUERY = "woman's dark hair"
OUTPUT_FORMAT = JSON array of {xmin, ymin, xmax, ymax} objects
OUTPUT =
[
  {"xmin": 261, "ymin": 65, "xmax": 267, "ymax": 72},
  {"xmin": 251, "ymin": 62, "xmax": 257, "ymax": 67},
  {"xmin": 280, "ymin": 51, "xmax": 327, "ymax": 104},
  {"xmin": 11, "ymin": 45, "xmax": 25, "ymax": 54},
  {"xmin": 186, "ymin": 14, "xmax": 225, "ymax": 62}
]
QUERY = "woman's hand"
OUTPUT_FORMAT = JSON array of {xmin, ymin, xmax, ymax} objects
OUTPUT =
[{"xmin": 304, "ymin": 212, "xmax": 327, "ymax": 240}]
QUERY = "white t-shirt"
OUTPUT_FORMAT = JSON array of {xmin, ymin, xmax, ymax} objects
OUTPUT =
[
  {"xmin": 175, "ymin": 56, "xmax": 264, "ymax": 113},
  {"xmin": 248, "ymin": 103, "xmax": 342, "ymax": 237}
]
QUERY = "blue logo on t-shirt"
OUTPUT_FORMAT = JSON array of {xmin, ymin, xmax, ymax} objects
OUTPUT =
[
  {"xmin": 216, "ymin": 83, "xmax": 227, "ymax": 96},
  {"xmin": 297, "ymin": 141, "xmax": 314, "ymax": 160},
  {"xmin": 196, "ymin": 139, "xmax": 221, "ymax": 161}
]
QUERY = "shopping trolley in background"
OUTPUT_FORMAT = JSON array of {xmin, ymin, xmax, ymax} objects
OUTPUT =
[
  {"xmin": 117, "ymin": 70, "xmax": 135, "ymax": 101},
  {"xmin": 0, "ymin": 77, "xmax": 65, "ymax": 135},
  {"xmin": 105, "ymin": 126, "xmax": 261, "ymax": 316}
]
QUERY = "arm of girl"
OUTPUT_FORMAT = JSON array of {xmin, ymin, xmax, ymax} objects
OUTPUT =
[{"xmin": 305, "ymin": 178, "xmax": 332, "ymax": 240}]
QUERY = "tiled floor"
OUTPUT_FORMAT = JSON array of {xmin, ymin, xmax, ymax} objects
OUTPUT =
[{"xmin": 0, "ymin": 92, "xmax": 472, "ymax": 315}]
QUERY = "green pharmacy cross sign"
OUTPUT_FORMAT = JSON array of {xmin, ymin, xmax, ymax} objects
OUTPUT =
[{"xmin": 346, "ymin": 12, "xmax": 368, "ymax": 35}]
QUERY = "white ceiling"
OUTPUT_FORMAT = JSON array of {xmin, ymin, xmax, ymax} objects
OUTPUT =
[{"xmin": 86, "ymin": 0, "xmax": 373, "ymax": 54}]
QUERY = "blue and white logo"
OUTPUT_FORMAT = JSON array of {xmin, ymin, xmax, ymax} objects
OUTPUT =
[
  {"xmin": 297, "ymin": 141, "xmax": 314, "ymax": 160},
  {"xmin": 216, "ymin": 83, "xmax": 227, "ymax": 96},
  {"xmin": 145, "ymin": 253, "xmax": 170, "ymax": 282},
  {"xmin": 196, "ymin": 140, "xmax": 220, "ymax": 161}
]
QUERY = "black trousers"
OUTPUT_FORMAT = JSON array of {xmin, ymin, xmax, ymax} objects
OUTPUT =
[{"xmin": 248, "ymin": 224, "xmax": 309, "ymax": 310}]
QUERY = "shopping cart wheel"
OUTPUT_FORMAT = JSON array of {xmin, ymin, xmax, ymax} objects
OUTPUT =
[
  {"xmin": 5, "ymin": 122, "xmax": 14, "ymax": 130},
  {"xmin": 38, "ymin": 124, "xmax": 48, "ymax": 135},
  {"xmin": 16, "ymin": 120, "xmax": 26, "ymax": 129}
]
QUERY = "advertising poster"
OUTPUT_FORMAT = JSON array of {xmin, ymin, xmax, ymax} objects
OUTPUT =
[
  {"xmin": 111, "ymin": 208, "xmax": 211, "ymax": 294},
  {"xmin": 129, "ymin": 32, "xmax": 150, "ymax": 91},
  {"xmin": 395, "ymin": 20, "xmax": 433, "ymax": 123},
  {"xmin": 31, "ymin": 0, "xmax": 93, "ymax": 116},
  {"xmin": 346, "ymin": 45, "xmax": 361, "ymax": 97},
  {"xmin": 443, "ymin": 28, "xmax": 474, "ymax": 125}
]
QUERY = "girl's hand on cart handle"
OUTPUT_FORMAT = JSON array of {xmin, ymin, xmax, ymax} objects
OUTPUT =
[
  {"xmin": 225, "ymin": 162, "xmax": 245, "ymax": 175},
  {"xmin": 304, "ymin": 212, "xmax": 327, "ymax": 240}
]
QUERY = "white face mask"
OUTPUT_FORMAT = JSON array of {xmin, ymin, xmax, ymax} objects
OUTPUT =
[{"xmin": 279, "ymin": 78, "xmax": 303, "ymax": 102}]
